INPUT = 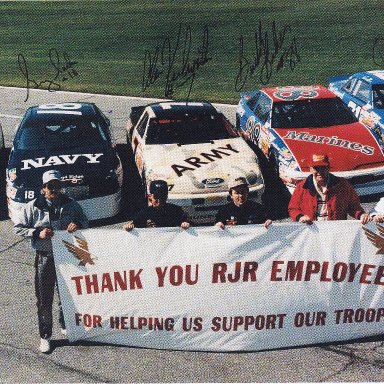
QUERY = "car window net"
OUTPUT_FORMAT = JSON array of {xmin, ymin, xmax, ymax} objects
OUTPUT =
[
  {"xmin": 373, "ymin": 85, "xmax": 384, "ymax": 109},
  {"xmin": 271, "ymin": 98, "xmax": 357, "ymax": 128},
  {"xmin": 16, "ymin": 115, "xmax": 106, "ymax": 150},
  {"xmin": 145, "ymin": 114, "xmax": 231, "ymax": 145}
]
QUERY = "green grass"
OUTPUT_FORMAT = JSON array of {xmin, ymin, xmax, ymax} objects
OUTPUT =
[{"xmin": 0, "ymin": 0, "xmax": 381, "ymax": 103}]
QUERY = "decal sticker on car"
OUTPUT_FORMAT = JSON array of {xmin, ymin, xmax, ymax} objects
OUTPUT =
[
  {"xmin": 202, "ymin": 178, "xmax": 225, "ymax": 188},
  {"xmin": 273, "ymin": 88, "xmax": 319, "ymax": 101},
  {"xmin": 245, "ymin": 116, "xmax": 261, "ymax": 142},
  {"xmin": 37, "ymin": 103, "xmax": 83, "ymax": 115},
  {"xmin": 283, "ymin": 131, "xmax": 375, "ymax": 155},
  {"xmin": 171, "ymin": 143, "xmax": 239, "ymax": 177},
  {"xmin": 20, "ymin": 153, "xmax": 103, "ymax": 170}
]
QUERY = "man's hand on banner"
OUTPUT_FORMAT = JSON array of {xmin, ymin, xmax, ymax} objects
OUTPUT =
[
  {"xmin": 363, "ymin": 224, "xmax": 384, "ymax": 254},
  {"xmin": 62, "ymin": 236, "xmax": 96, "ymax": 266}
]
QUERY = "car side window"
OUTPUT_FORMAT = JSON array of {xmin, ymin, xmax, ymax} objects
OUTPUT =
[
  {"xmin": 246, "ymin": 94, "xmax": 260, "ymax": 111},
  {"xmin": 352, "ymin": 80, "xmax": 371, "ymax": 103},
  {"xmin": 342, "ymin": 78, "xmax": 357, "ymax": 94},
  {"xmin": 254, "ymin": 93, "xmax": 271, "ymax": 123},
  {"xmin": 137, "ymin": 113, "xmax": 149, "ymax": 138}
]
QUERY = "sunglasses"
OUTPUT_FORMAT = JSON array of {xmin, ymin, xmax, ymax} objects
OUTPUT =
[{"xmin": 45, "ymin": 181, "xmax": 62, "ymax": 191}]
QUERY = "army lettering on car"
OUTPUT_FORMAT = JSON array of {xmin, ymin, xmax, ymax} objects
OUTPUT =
[
  {"xmin": 128, "ymin": 101, "xmax": 264, "ymax": 224},
  {"xmin": 171, "ymin": 143, "xmax": 240, "ymax": 177}
]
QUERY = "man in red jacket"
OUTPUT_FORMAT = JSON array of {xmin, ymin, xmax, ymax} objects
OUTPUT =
[{"xmin": 288, "ymin": 154, "xmax": 371, "ymax": 224}]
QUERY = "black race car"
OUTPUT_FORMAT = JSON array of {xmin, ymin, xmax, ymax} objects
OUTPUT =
[{"xmin": 6, "ymin": 102, "xmax": 123, "ymax": 221}]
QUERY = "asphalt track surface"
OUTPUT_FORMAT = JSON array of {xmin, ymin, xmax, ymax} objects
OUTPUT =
[{"xmin": 0, "ymin": 87, "xmax": 383, "ymax": 383}]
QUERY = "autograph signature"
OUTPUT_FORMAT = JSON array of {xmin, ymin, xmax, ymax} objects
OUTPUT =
[
  {"xmin": 235, "ymin": 21, "xmax": 301, "ymax": 91},
  {"xmin": 18, "ymin": 48, "xmax": 79, "ymax": 102},
  {"xmin": 142, "ymin": 24, "xmax": 212, "ymax": 99},
  {"xmin": 373, "ymin": 37, "xmax": 384, "ymax": 66}
]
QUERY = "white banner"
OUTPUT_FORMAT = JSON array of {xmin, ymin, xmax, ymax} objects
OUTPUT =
[{"xmin": 53, "ymin": 221, "xmax": 384, "ymax": 351}]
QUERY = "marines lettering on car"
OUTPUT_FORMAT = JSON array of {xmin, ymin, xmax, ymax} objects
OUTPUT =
[
  {"xmin": 128, "ymin": 101, "xmax": 264, "ymax": 224},
  {"xmin": 236, "ymin": 84, "xmax": 384, "ymax": 196},
  {"xmin": 6, "ymin": 102, "xmax": 123, "ymax": 221},
  {"xmin": 283, "ymin": 131, "xmax": 375, "ymax": 155}
]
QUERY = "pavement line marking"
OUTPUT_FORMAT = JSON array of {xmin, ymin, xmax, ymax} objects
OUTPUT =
[
  {"xmin": 0, "ymin": 86, "xmax": 236, "ymax": 108},
  {"xmin": 0, "ymin": 113, "xmax": 22, "ymax": 119}
]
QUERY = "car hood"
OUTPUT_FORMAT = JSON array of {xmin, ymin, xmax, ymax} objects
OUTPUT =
[
  {"xmin": 274, "ymin": 122, "xmax": 384, "ymax": 172},
  {"xmin": 7, "ymin": 145, "xmax": 116, "ymax": 188},
  {"xmin": 144, "ymin": 138, "xmax": 263, "ymax": 195}
]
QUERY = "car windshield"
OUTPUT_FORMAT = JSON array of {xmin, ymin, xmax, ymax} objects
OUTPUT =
[
  {"xmin": 15, "ymin": 114, "xmax": 107, "ymax": 150},
  {"xmin": 145, "ymin": 113, "xmax": 231, "ymax": 145},
  {"xmin": 373, "ymin": 85, "xmax": 384, "ymax": 109},
  {"xmin": 272, "ymin": 98, "xmax": 357, "ymax": 128}
]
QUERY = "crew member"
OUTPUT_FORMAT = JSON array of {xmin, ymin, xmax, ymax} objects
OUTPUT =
[
  {"xmin": 14, "ymin": 170, "xmax": 88, "ymax": 353},
  {"xmin": 215, "ymin": 176, "xmax": 272, "ymax": 229},
  {"xmin": 123, "ymin": 180, "xmax": 190, "ymax": 230},
  {"xmin": 288, "ymin": 154, "xmax": 371, "ymax": 224},
  {"xmin": 370, "ymin": 198, "xmax": 384, "ymax": 223}
]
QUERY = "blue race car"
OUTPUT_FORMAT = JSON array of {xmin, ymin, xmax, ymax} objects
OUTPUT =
[
  {"xmin": 236, "ymin": 85, "xmax": 384, "ymax": 197},
  {"xmin": 329, "ymin": 70, "xmax": 384, "ymax": 142},
  {"xmin": 6, "ymin": 102, "xmax": 123, "ymax": 221}
]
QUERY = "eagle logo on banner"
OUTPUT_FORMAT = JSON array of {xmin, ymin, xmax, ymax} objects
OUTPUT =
[
  {"xmin": 363, "ymin": 224, "xmax": 384, "ymax": 255},
  {"xmin": 62, "ymin": 236, "xmax": 96, "ymax": 266}
]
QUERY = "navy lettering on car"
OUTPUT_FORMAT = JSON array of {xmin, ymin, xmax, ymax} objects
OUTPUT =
[
  {"xmin": 20, "ymin": 153, "xmax": 104, "ymax": 170},
  {"xmin": 171, "ymin": 144, "xmax": 239, "ymax": 177}
]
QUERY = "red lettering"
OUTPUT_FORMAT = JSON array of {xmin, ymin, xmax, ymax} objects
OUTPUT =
[
  {"xmin": 360, "ymin": 264, "xmax": 375, "ymax": 284},
  {"xmin": 156, "ymin": 266, "xmax": 167, "ymax": 287},
  {"xmin": 320, "ymin": 262, "xmax": 331, "ymax": 282},
  {"xmin": 270, "ymin": 260, "xmax": 284, "ymax": 281},
  {"xmin": 304, "ymin": 261, "xmax": 321, "ymax": 281},
  {"xmin": 71, "ymin": 276, "xmax": 84, "ymax": 295},
  {"xmin": 374, "ymin": 266, "xmax": 384, "ymax": 285},
  {"xmin": 285, "ymin": 260, "xmax": 304, "ymax": 281},
  {"xmin": 129, "ymin": 269, "xmax": 143, "ymax": 289},
  {"xmin": 212, "ymin": 263, "xmax": 227, "ymax": 283}
]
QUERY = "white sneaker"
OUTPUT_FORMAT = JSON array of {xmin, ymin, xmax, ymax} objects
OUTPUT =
[
  {"xmin": 60, "ymin": 328, "xmax": 67, "ymax": 336},
  {"xmin": 39, "ymin": 338, "xmax": 51, "ymax": 353}
]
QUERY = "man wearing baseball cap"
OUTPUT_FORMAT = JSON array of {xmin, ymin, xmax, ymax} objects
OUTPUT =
[
  {"xmin": 14, "ymin": 169, "xmax": 88, "ymax": 353},
  {"xmin": 288, "ymin": 154, "xmax": 371, "ymax": 224},
  {"xmin": 215, "ymin": 176, "xmax": 272, "ymax": 229},
  {"xmin": 123, "ymin": 179, "xmax": 190, "ymax": 230}
]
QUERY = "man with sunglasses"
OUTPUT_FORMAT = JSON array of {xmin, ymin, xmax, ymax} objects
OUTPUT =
[
  {"xmin": 14, "ymin": 169, "xmax": 88, "ymax": 353},
  {"xmin": 288, "ymin": 154, "xmax": 371, "ymax": 224}
]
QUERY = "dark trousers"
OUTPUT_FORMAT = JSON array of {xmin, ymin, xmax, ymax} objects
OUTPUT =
[{"xmin": 34, "ymin": 251, "xmax": 65, "ymax": 339}]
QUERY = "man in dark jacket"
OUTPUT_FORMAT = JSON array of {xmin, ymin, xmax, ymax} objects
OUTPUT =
[
  {"xmin": 123, "ymin": 180, "xmax": 190, "ymax": 230},
  {"xmin": 215, "ymin": 176, "xmax": 272, "ymax": 229},
  {"xmin": 288, "ymin": 154, "xmax": 371, "ymax": 224},
  {"xmin": 14, "ymin": 170, "xmax": 88, "ymax": 353}
]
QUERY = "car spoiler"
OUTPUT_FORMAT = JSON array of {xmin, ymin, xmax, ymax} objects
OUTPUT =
[
  {"xmin": 130, "ymin": 105, "xmax": 146, "ymax": 126},
  {"xmin": 328, "ymin": 75, "xmax": 349, "ymax": 84},
  {"xmin": 240, "ymin": 91, "xmax": 258, "ymax": 101}
]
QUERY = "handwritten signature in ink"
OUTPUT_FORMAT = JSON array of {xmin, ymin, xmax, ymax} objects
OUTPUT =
[
  {"xmin": 142, "ymin": 24, "xmax": 212, "ymax": 99},
  {"xmin": 235, "ymin": 21, "xmax": 301, "ymax": 91},
  {"xmin": 373, "ymin": 37, "xmax": 384, "ymax": 66},
  {"xmin": 18, "ymin": 48, "xmax": 79, "ymax": 102}
]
